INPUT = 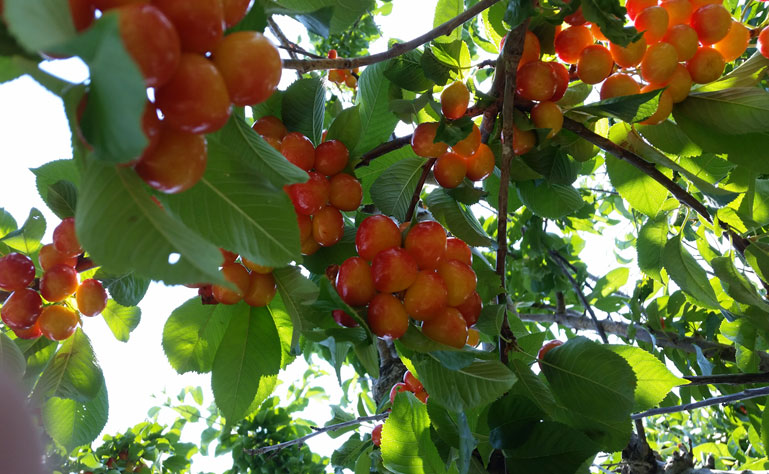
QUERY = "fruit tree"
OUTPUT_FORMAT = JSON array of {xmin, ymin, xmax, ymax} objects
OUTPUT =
[{"xmin": 3, "ymin": 0, "xmax": 769, "ymax": 472}]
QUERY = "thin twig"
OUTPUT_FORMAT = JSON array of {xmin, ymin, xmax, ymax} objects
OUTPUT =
[
  {"xmin": 404, "ymin": 158, "xmax": 436, "ymax": 223},
  {"xmin": 684, "ymin": 372, "xmax": 769, "ymax": 385},
  {"xmin": 355, "ymin": 135, "xmax": 412, "ymax": 169},
  {"xmin": 549, "ymin": 250, "xmax": 609, "ymax": 344},
  {"xmin": 277, "ymin": 45, "xmax": 325, "ymax": 59},
  {"xmin": 282, "ymin": 0, "xmax": 503, "ymax": 72},
  {"xmin": 631, "ymin": 385, "xmax": 769, "ymax": 419},
  {"xmin": 244, "ymin": 413, "xmax": 389, "ymax": 456}
]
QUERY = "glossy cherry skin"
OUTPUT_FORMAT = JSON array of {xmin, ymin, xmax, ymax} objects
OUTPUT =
[
  {"xmin": 155, "ymin": 53, "xmax": 231, "ymax": 134},
  {"xmin": 280, "ymin": 132, "xmax": 315, "ymax": 171},
  {"xmin": 252, "ymin": 116, "xmax": 287, "ymax": 141},
  {"xmin": 414, "ymin": 390, "xmax": 429, "ymax": 403},
  {"xmin": 640, "ymin": 42, "xmax": 678, "ymax": 85},
  {"xmin": 335, "ymin": 257, "xmax": 376, "ymax": 306},
  {"xmin": 537, "ymin": 339, "xmax": 564, "ymax": 369},
  {"xmin": 135, "ymin": 126, "xmax": 207, "ymax": 194},
  {"xmin": 40, "ymin": 265, "xmax": 79, "ymax": 303},
  {"xmin": 549, "ymin": 62, "xmax": 570, "ymax": 102},
  {"xmin": 301, "ymin": 236, "xmax": 320, "ymax": 256},
  {"xmin": 434, "ymin": 152, "xmax": 467, "ymax": 189},
  {"xmin": 212, "ymin": 263, "xmax": 250, "ymax": 305},
  {"xmin": 576, "ymin": 45, "xmax": 613, "ymax": 85},
  {"xmin": 285, "ymin": 172, "xmax": 329, "ymax": 216},
  {"xmin": 328, "ymin": 173, "xmax": 363, "ymax": 211},
  {"xmin": 443, "ymin": 238, "xmax": 472, "ymax": 265},
  {"xmin": 436, "ymin": 259, "xmax": 476, "ymax": 306},
  {"xmin": 600, "ymin": 74, "xmax": 641, "ymax": 101},
  {"xmin": 69, "ymin": 0, "xmax": 96, "ymax": 31},
  {"xmin": 554, "ymin": 25, "xmax": 593, "ymax": 64},
  {"xmin": 38, "ymin": 305, "xmax": 80, "ymax": 341},
  {"xmin": 243, "ymin": 272, "xmax": 276, "ymax": 307},
  {"xmin": 389, "ymin": 382, "xmax": 409, "ymax": 404},
  {"xmin": 609, "ymin": 36, "xmax": 647, "ymax": 68},
  {"xmin": 312, "ymin": 206, "xmax": 344, "ymax": 247},
  {"xmin": 657, "ymin": 64, "xmax": 693, "ymax": 103},
  {"xmin": 0, "ymin": 253, "xmax": 36, "ymax": 292},
  {"xmin": 367, "ymin": 293, "xmax": 409, "ymax": 339},
  {"xmin": 355, "ymin": 215, "xmax": 401, "ymax": 261},
  {"xmin": 76, "ymin": 279, "xmax": 108, "ymax": 316},
  {"xmin": 466, "ymin": 328, "xmax": 480, "ymax": 346},
  {"xmin": 662, "ymin": 24, "xmax": 698, "ymax": 61},
  {"xmin": 403, "ymin": 371, "xmax": 424, "ymax": 392},
  {"xmin": 454, "ymin": 290, "xmax": 481, "ymax": 326},
  {"xmin": 686, "ymin": 47, "xmax": 725, "ymax": 84},
  {"xmin": 13, "ymin": 321, "xmax": 42, "ymax": 340},
  {"xmin": 220, "ymin": 248, "xmax": 238, "ymax": 265},
  {"xmin": 314, "ymin": 140, "xmax": 350, "ymax": 176},
  {"xmin": 403, "ymin": 270, "xmax": 448, "ymax": 321},
  {"xmin": 213, "ymin": 31, "xmax": 282, "ymax": 106},
  {"xmin": 92, "ymin": 0, "xmax": 147, "ymax": 10},
  {"xmin": 151, "ymin": 0, "xmax": 224, "ymax": 54},
  {"xmin": 421, "ymin": 307, "xmax": 467, "ymax": 348},
  {"xmin": 441, "ymin": 81, "xmax": 470, "ymax": 120},
  {"xmin": 518, "ymin": 31, "xmax": 541, "ymax": 69},
  {"xmin": 221, "ymin": 0, "xmax": 251, "ymax": 27},
  {"xmin": 371, "ymin": 247, "xmax": 419, "ymax": 293},
  {"xmin": 332, "ymin": 309, "xmax": 358, "ymax": 327},
  {"xmin": 512, "ymin": 126, "xmax": 536, "ymax": 155},
  {"xmin": 634, "ymin": 6, "xmax": 669, "ymax": 44},
  {"xmin": 411, "ymin": 123, "xmax": 448, "ymax": 158},
  {"xmin": 713, "ymin": 21, "xmax": 750, "ymax": 62},
  {"xmin": 530, "ymin": 101, "xmax": 563, "ymax": 138},
  {"xmin": 297, "ymin": 214, "xmax": 312, "ymax": 242},
  {"xmin": 452, "ymin": 124, "xmax": 481, "ymax": 157},
  {"xmin": 241, "ymin": 259, "xmax": 272, "ymax": 274},
  {"xmin": 53, "ymin": 218, "xmax": 83, "ymax": 258},
  {"xmin": 465, "ymin": 143, "xmax": 495, "ymax": 181},
  {"xmin": 516, "ymin": 61, "xmax": 558, "ymax": 101},
  {"xmin": 1, "ymin": 289, "xmax": 43, "ymax": 330},
  {"xmin": 118, "ymin": 4, "xmax": 180, "ymax": 87},
  {"xmin": 760, "ymin": 27, "xmax": 769, "ymax": 59},
  {"xmin": 690, "ymin": 4, "xmax": 731, "ymax": 45},
  {"xmin": 404, "ymin": 221, "xmax": 447, "ymax": 270},
  {"xmin": 372, "ymin": 424, "xmax": 383, "ymax": 447}
]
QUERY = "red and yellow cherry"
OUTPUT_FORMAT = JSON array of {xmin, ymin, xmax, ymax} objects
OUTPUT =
[
  {"xmin": 69, "ymin": 0, "xmax": 96, "ymax": 31},
  {"xmin": 404, "ymin": 221, "xmax": 447, "ymax": 270},
  {"xmin": 13, "ymin": 321, "xmax": 42, "ymax": 340},
  {"xmin": 371, "ymin": 248, "xmax": 418, "ymax": 293},
  {"xmin": 659, "ymin": 0, "xmax": 692, "ymax": 25},
  {"xmin": 687, "ymin": 46, "xmax": 725, "ymax": 84},
  {"xmin": 314, "ymin": 140, "xmax": 349, "ymax": 176},
  {"xmin": 286, "ymin": 172, "xmax": 330, "ymax": 216},
  {"xmin": 117, "ymin": 4, "xmax": 180, "ymax": 87},
  {"xmin": 213, "ymin": 32, "xmax": 281, "ymax": 106},
  {"xmin": 452, "ymin": 124, "xmax": 481, "ymax": 156},
  {"xmin": 437, "ymin": 259, "xmax": 476, "ymax": 306},
  {"xmin": 301, "ymin": 236, "xmax": 320, "ymax": 256},
  {"xmin": 38, "ymin": 305, "xmax": 80, "ymax": 341},
  {"xmin": 403, "ymin": 371, "xmax": 424, "ymax": 392},
  {"xmin": 367, "ymin": 293, "xmax": 409, "ymax": 339},
  {"xmin": 0, "ymin": 253, "xmax": 36, "ymax": 292},
  {"xmin": 53, "ymin": 217, "xmax": 83, "ymax": 258},
  {"xmin": 404, "ymin": 270, "xmax": 448, "ymax": 320},
  {"xmin": 441, "ymin": 81, "xmax": 470, "ymax": 120},
  {"xmin": 512, "ymin": 126, "xmax": 536, "ymax": 155},
  {"xmin": 328, "ymin": 69, "xmax": 346, "ymax": 83},
  {"xmin": 243, "ymin": 272, "xmax": 276, "ymax": 307},
  {"xmin": 332, "ymin": 309, "xmax": 358, "ymax": 327},
  {"xmin": 516, "ymin": 61, "xmax": 557, "ymax": 101},
  {"xmin": 690, "ymin": 4, "xmax": 732, "ymax": 45},
  {"xmin": 760, "ymin": 27, "xmax": 769, "ymax": 59},
  {"xmin": 151, "ymin": 0, "xmax": 224, "ymax": 54},
  {"xmin": 713, "ymin": 21, "xmax": 750, "ymax": 62},
  {"xmin": 252, "ymin": 116, "xmax": 287, "ymax": 141},
  {"xmin": 76, "ymin": 279, "xmax": 108, "ymax": 316},
  {"xmin": 454, "ymin": 290, "xmax": 481, "ymax": 326},
  {"xmin": 297, "ymin": 214, "xmax": 312, "ymax": 242},
  {"xmin": 661, "ymin": 24, "xmax": 698, "ymax": 61},
  {"xmin": 640, "ymin": 41, "xmax": 678, "ymax": 84},
  {"xmin": 538, "ymin": 339, "xmax": 564, "ymax": 369},
  {"xmin": 155, "ymin": 53, "xmax": 231, "ymax": 134},
  {"xmin": 411, "ymin": 123, "xmax": 448, "ymax": 158},
  {"xmin": 414, "ymin": 389, "xmax": 429, "ymax": 403},
  {"xmin": 600, "ymin": 73, "xmax": 641, "ymax": 100},
  {"xmin": 328, "ymin": 173, "xmax": 363, "ymax": 211},
  {"xmin": 443, "ymin": 238, "xmax": 472, "ymax": 265},
  {"xmin": 345, "ymin": 74, "xmax": 358, "ymax": 88},
  {"xmin": 389, "ymin": 382, "xmax": 409, "ymax": 404},
  {"xmin": 658, "ymin": 64, "xmax": 693, "ymax": 103},
  {"xmin": 312, "ymin": 206, "xmax": 344, "ymax": 247},
  {"xmin": 0, "ymin": 288, "xmax": 43, "ymax": 330},
  {"xmin": 625, "ymin": 0, "xmax": 657, "ymax": 19},
  {"xmin": 221, "ymin": 0, "xmax": 251, "ymax": 27},
  {"xmin": 220, "ymin": 248, "xmax": 238, "ymax": 265},
  {"xmin": 91, "ymin": 0, "xmax": 147, "ymax": 11},
  {"xmin": 434, "ymin": 152, "xmax": 467, "ymax": 189},
  {"xmin": 421, "ymin": 307, "xmax": 468, "ymax": 348},
  {"xmin": 564, "ymin": 6, "xmax": 586, "ymax": 25},
  {"xmin": 519, "ymin": 31, "xmax": 541, "ymax": 69},
  {"xmin": 355, "ymin": 215, "xmax": 401, "ymax": 261},
  {"xmin": 549, "ymin": 62, "xmax": 570, "ymax": 102},
  {"xmin": 591, "ymin": 24, "xmax": 608, "ymax": 41},
  {"xmin": 40, "ymin": 264, "xmax": 79, "ymax": 303},
  {"xmin": 241, "ymin": 259, "xmax": 272, "ymax": 274},
  {"xmin": 634, "ymin": 6, "xmax": 669, "ymax": 44},
  {"xmin": 609, "ymin": 36, "xmax": 647, "ymax": 68},
  {"xmin": 280, "ymin": 132, "xmax": 315, "ymax": 171},
  {"xmin": 372, "ymin": 424, "xmax": 383, "ymax": 447},
  {"xmin": 639, "ymin": 86, "xmax": 673, "ymax": 125},
  {"xmin": 466, "ymin": 327, "xmax": 480, "ymax": 346},
  {"xmin": 135, "ymin": 126, "xmax": 207, "ymax": 193},
  {"xmin": 336, "ymin": 257, "xmax": 376, "ymax": 306},
  {"xmin": 554, "ymin": 26, "xmax": 593, "ymax": 64},
  {"xmin": 212, "ymin": 262, "xmax": 250, "ymax": 305},
  {"xmin": 530, "ymin": 101, "xmax": 563, "ymax": 138},
  {"xmin": 465, "ymin": 143, "xmax": 495, "ymax": 181}
]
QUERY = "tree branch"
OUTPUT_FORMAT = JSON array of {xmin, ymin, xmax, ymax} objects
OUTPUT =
[
  {"xmin": 631, "ymin": 385, "xmax": 769, "ymax": 419},
  {"xmin": 404, "ymin": 158, "xmax": 436, "ymax": 223},
  {"xmin": 355, "ymin": 135, "xmax": 412, "ymax": 169},
  {"xmin": 683, "ymin": 372, "xmax": 769, "ymax": 385},
  {"xmin": 282, "ymin": 0, "xmax": 503, "ymax": 72},
  {"xmin": 244, "ymin": 413, "xmax": 389, "ymax": 456}
]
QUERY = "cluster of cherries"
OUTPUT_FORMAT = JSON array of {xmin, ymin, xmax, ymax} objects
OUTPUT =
[
  {"xmin": 370, "ymin": 370, "xmax": 429, "ymax": 447},
  {"xmin": 195, "ymin": 248, "xmax": 277, "ymax": 307},
  {"xmin": 326, "ymin": 49, "xmax": 359, "ymax": 88},
  {"xmin": 0, "ymin": 218, "xmax": 107, "ymax": 341},
  {"xmin": 410, "ymin": 82, "xmax": 496, "ymax": 189},
  {"xmin": 251, "ymin": 116, "xmax": 364, "ymax": 255},
  {"xmin": 334, "ymin": 216, "xmax": 482, "ymax": 349},
  {"xmin": 60, "ymin": 0, "xmax": 281, "ymax": 195}
]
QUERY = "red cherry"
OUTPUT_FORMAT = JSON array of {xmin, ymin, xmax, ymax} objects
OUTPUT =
[
  {"xmin": 212, "ymin": 31, "xmax": 282, "ymax": 106},
  {"xmin": 355, "ymin": 215, "xmax": 401, "ymax": 261},
  {"xmin": 151, "ymin": 0, "xmax": 224, "ymax": 54},
  {"xmin": 212, "ymin": 263, "xmax": 250, "ymax": 305},
  {"xmin": 40, "ymin": 265, "xmax": 79, "ymax": 303},
  {"xmin": 538, "ymin": 339, "xmax": 564, "ymax": 369},
  {"xmin": 335, "ymin": 257, "xmax": 376, "ymax": 306},
  {"xmin": 135, "ymin": 126, "xmax": 208, "ymax": 194},
  {"xmin": 389, "ymin": 382, "xmax": 409, "ymax": 404},
  {"xmin": 285, "ymin": 172, "xmax": 329, "ymax": 216},
  {"xmin": 367, "ymin": 293, "xmax": 409, "ymax": 339},
  {"xmin": 314, "ymin": 140, "xmax": 350, "ymax": 176},
  {"xmin": 436, "ymin": 260, "xmax": 477, "ymax": 306},
  {"xmin": 421, "ymin": 307, "xmax": 468, "ymax": 348},
  {"xmin": 0, "ymin": 253, "xmax": 36, "ymax": 292},
  {"xmin": 252, "ymin": 116, "xmax": 287, "ymax": 141},
  {"xmin": 53, "ymin": 218, "xmax": 83, "ymax": 258},
  {"xmin": 13, "ymin": 320, "xmax": 42, "ymax": 340},
  {"xmin": 312, "ymin": 206, "xmax": 344, "ymax": 247},
  {"xmin": 404, "ymin": 221, "xmax": 447, "ymax": 270},
  {"xmin": 117, "ymin": 4, "xmax": 181, "ymax": 87},
  {"xmin": 243, "ymin": 272, "xmax": 276, "ymax": 307},
  {"xmin": 1, "ymin": 289, "xmax": 43, "ymax": 330},
  {"xmin": 454, "ymin": 290, "xmax": 482, "ymax": 326},
  {"xmin": 403, "ymin": 270, "xmax": 448, "ymax": 321},
  {"xmin": 281, "ymin": 133, "xmax": 315, "ymax": 171},
  {"xmin": 372, "ymin": 424, "xmax": 383, "ymax": 447},
  {"xmin": 221, "ymin": 0, "xmax": 251, "ymax": 28},
  {"xmin": 403, "ymin": 371, "xmax": 424, "ymax": 392},
  {"xmin": 332, "ymin": 309, "xmax": 359, "ymax": 327},
  {"xmin": 442, "ymin": 238, "xmax": 472, "ymax": 265},
  {"xmin": 328, "ymin": 173, "xmax": 363, "ymax": 212},
  {"xmin": 371, "ymin": 248, "xmax": 418, "ymax": 293}
]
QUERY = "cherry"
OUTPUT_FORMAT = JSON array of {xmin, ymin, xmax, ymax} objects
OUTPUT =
[
  {"xmin": 549, "ymin": 61, "xmax": 570, "ymax": 102},
  {"xmin": 297, "ymin": 214, "xmax": 312, "ymax": 242},
  {"xmin": 76, "ymin": 279, "xmax": 108, "ymax": 316},
  {"xmin": 634, "ymin": 6, "xmax": 669, "ymax": 44},
  {"xmin": 434, "ymin": 152, "xmax": 467, "ymax": 188},
  {"xmin": 512, "ymin": 126, "xmax": 536, "ymax": 155},
  {"xmin": 314, "ymin": 140, "xmax": 349, "ymax": 176},
  {"xmin": 280, "ymin": 132, "xmax": 315, "ymax": 171},
  {"xmin": 117, "ymin": 4, "xmax": 180, "ymax": 88},
  {"xmin": 554, "ymin": 26, "xmax": 593, "ymax": 64},
  {"xmin": 625, "ymin": 0, "xmax": 657, "ymax": 20},
  {"xmin": 690, "ymin": 4, "xmax": 731, "ymax": 45},
  {"xmin": 241, "ymin": 259, "xmax": 272, "ymax": 274},
  {"xmin": 91, "ymin": 0, "xmax": 146, "ymax": 11},
  {"xmin": 389, "ymin": 382, "xmax": 409, "ymax": 404},
  {"xmin": 465, "ymin": 143, "xmax": 495, "ymax": 181},
  {"xmin": 454, "ymin": 290, "xmax": 482, "ymax": 326},
  {"xmin": 213, "ymin": 32, "xmax": 281, "ymax": 106},
  {"xmin": 421, "ymin": 307, "xmax": 468, "ymax": 348},
  {"xmin": 135, "ymin": 126, "xmax": 207, "ymax": 194},
  {"xmin": 328, "ymin": 173, "xmax": 363, "ymax": 211},
  {"xmin": 0, "ymin": 289, "xmax": 43, "ymax": 330},
  {"xmin": 328, "ymin": 69, "xmax": 346, "ymax": 83},
  {"xmin": 243, "ymin": 272, "xmax": 276, "ymax": 307},
  {"xmin": 452, "ymin": 123, "xmax": 481, "ymax": 157},
  {"xmin": 220, "ymin": 248, "xmax": 238, "ymax": 265},
  {"xmin": 335, "ymin": 257, "xmax": 376, "ymax": 306},
  {"xmin": 516, "ymin": 61, "xmax": 557, "ymax": 101},
  {"xmin": 301, "ymin": 236, "xmax": 320, "ymax": 256},
  {"xmin": 328, "ymin": 49, "xmax": 338, "ymax": 59},
  {"xmin": 332, "ymin": 309, "xmax": 358, "ymax": 327},
  {"xmin": 662, "ymin": 24, "xmax": 698, "ymax": 62},
  {"xmin": 211, "ymin": 262, "xmax": 250, "ymax": 305},
  {"xmin": 538, "ymin": 339, "xmax": 564, "ymax": 369},
  {"xmin": 312, "ymin": 206, "xmax": 344, "ymax": 247},
  {"xmin": 355, "ymin": 215, "xmax": 401, "ymax": 261},
  {"xmin": 436, "ymin": 260, "xmax": 476, "ymax": 306},
  {"xmin": 609, "ymin": 36, "xmax": 647, "ymax": 68},
  {"xmin": 403, "ymin": 270, "xmax": 448, "ymax": 321},
  {"xmin": 591, "ymin": 24, "xmax": 608, "ymax": 42},
  {"xmin": 713, "ymin": 21, "xmax": 750, "ymax": 62},
  {"xmin": 286, "ymin": 172, "xmax": 329, "ymax": 216},
  {"xmin": 38, "ymin": 305, "xmax": 80, "ymax": 341},
  {"xmin": 411, "ymin": 123, "xmax": 448, "ymax": 158},
  {"xmin": 40, "ymin": 264, "xmax": 79, "ymax": 303},
  {"xmin": 252, "ymin": 116, "xmax": 287, "ymax": 141},
  {"xmin": 659, "ymin": 0, "xmax": 692, "ymax": 25},
  {"xmin": 404, "ymin": 221, "xmax": 447, "ymax": 270},
  {"xmin": 441, "ymin": 82, "xmax": 470, "ymax": 120},
  {"xmin": 371, "ymin": 248, "xmax": 418, "ymax": 293},
  {"xmin": 53, "ymin": 218, "xmax": 83, "ymax": 258},
  {"xmin": 151, "ymin": 0, "xmax": 224, "ymax": 54},
  {"xmin": 658, "ymin": 64, "xmax": 693, "ymax": 103},
  {"xmin": 564, "ymin": 6, "xmax": 586, "ymax": 25},
  {"xmin": 519, "ymin": 31, "xmax": 541, "ymax": 69},
  {"xmin": 638, "ymin": 87, "xmax": 673, "ymax": 125},
  {"xmin": 466, "ymin": 327, "xmax": 480, "ymax": 347},
  {"xmin": 530, "ymin": 101, "xmax": 563, "ymax": 138},
  {"xmin": 403, "ymin": 371, "xmax": 424, "ymax": 392},
  {"xmin": 221, "ymin": 0, "xmax": 250, "ymax": 27},
  {"xmin": 760, "ymin": 27, "xmax": 769, "ymax": 59},
  {"xmin": 687, "ymin": 47, "xmax": 725, "ymax": 84},
  {"xmin": 372, "ymin": 424, "xmax": 383, "ymax": 447},
  {"xmin": 443, "ymin": 238, "xmax": 472, "ymax": 265},
  {"xmin": 0, "ymin": 253, "xmax": 36, "ymax": 292},
  {"xmin": 640, "ymin": 42, "xmax": 678, "ymax": 84},
  {"xmin": 367, "ymin": 293, "xmax": 409, "ymax": 339},
  {"xmin": 13, "ymin": 320, "xmax": 42, "ymax": 340},
  {"xmin": 600, "ymin": 73, "xmax": 641, "ymax": 100},
  {"xmin": 69, "ymin": 0, "xmax": 95, "ymax": 31},
  {"xmin": 345, "ymin": 74, "xmax": 358, "ymax": 88}
]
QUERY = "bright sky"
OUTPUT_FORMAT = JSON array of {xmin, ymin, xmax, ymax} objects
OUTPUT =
[{"xmin": 0, "ymin": 1, "xmax": 637, "ymax": 472}]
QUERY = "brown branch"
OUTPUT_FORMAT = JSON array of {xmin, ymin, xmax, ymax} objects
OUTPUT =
[
  {"xmin": 404, "ymin": 158, "xmax": 436, "ymax": 223},
  {"xmin": 277, "ymin": 45, "xmax": 324, "ymax": 59},
  {"xmin": 631, "ymin": 385, "xmax": 769, "ymax": 419},
  {"xmin": 244, "ymin": 413, "xmax": 389, "ymax": 456},
  {"xmin": 282, "ymin": 0, "xmax": 503, "ymax": 72},
  {"xmin": 355, "ymin": 135, "xmax": 412, "ymax": 169},
  {"xmin": 683, "ymin": 372, "xmax": 769, "ymax": 386}
]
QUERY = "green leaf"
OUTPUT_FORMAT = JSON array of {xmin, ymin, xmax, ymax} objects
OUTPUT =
[
  {"xmin": 607, "ymin": 345, "xmax": 686, "ymax": 411},
  {"xmin": 329, "ymin": 0, "xmax": 373, "ymax": 35},
  {"xmin": 636, "ymin": 121, "xmax": 703, "ymax": 158},
  {"xmin": 504, "ymin": 0, "xmax": 537, "ymax": 28},
  {"xmin": 370, "ymin": 158, "xmax": 427, "ymax": 222},
  {"xmin": 382, "ymin": 392, "xmax": 446, "ymax": 474},
  {"xmin": 488, "ymin": 394, "xmax": 546, "ymax": 450},
  {"xmin": 421, "ymin": 47, "xmax": 454, "ymax": 86},
  {"xmin": 574, "ymin": 89, "xmax": 661, "ymax": 123},
  {"xmin": 589, "ymin": 267, "xmax": 629, "ymax": 300},
  {"xmin": 3, "ymin": 0, "xmax": 75, "ymax": 52},
  {"xmin": 580, "ymin": 0, "xmax": 640, "ymax": 47},
  {"xmin": 425, "ymin": 189, "xmax": 495, "ymax": 247},
  {"xmin": 43, "ymin": 380, "xmax": 108, "ymax": 452},
  {"xmin": 762, "ymin": 398, "xmax": 769, "ymax": 454},
  {"xmin": 433, "ymin": 0, "xmax": 463, "ymax": 43},
  {"xmin": 357, "ymin": 146, "xmax": 413, "ymax": 200},
  {"xmin": 43, "ymin": 180, "xmax": 78, "ymax": 219},
  {"xmin": 0, "ymin": 332, "xmax": 25, "ymax": 379},
  {"xmin": 516, "ymin": 180, "xmax": 584, "ymax": 220},
  {"xmin": 94, "ymin": 270, "xmax": 150, "ymax": 308},
  {"xmin": 32, "ymin": 159, "xmax": 80, "ymax": 205},
  {"xmin": 697, "ymin": 52, "xmax": 769, "ymax": 93},
  {"xmin": 520, "ymin": 146, "xmax": 579, "ymax": 186},
  {"xmin": 273, "ymin": 266, "xmax": 320, "ymax": 350},
  {"xmin": 76, "ymin": 162, "xmax": 224, "ymax": 286},
  {"xmin": 227, "ymin": 0, "xmax": 267, "ymax": 32},
  {"xmin": 327, "ymin": 105, "xmax": 363, "ymax": 152},
  {"xmin": 384, "ymin": 50, "xmax": 434, "ymax": 93},
  {"xmin": 637, "ymin": 216, "xmax": 668, "ymax": 281},
  {"xmin": 677, "ymin": 88, "xmax": 769, "ymax": 136},
  {"xmin": 0, "ymin": 208, "xmax": 45, "ymax": 254},
  {"xmin": 211, "ymin": 304, "xmax": 282, "ymax": 423},
  {"xmin": 662, "ymin": 234, "xmax": 720, "ymax": 310},
  {"xmin": 33, "ymin": 328, "xmax": 103, "ymax": 403},
  {"xmin": 503, "ymin": 422, "xmax": 600, "ymax": 474},
  {"xmin": 354, "ymin": 62, "xmax": 400, "ymax": 156},
  {"xmin": 0, "ymin": 208, "xmax": 18, "ymax": 238},
  {"xmin": 282, "ymin": 77, "xmax": 326, "ymax": 145},
  {"xmin": 483, "ymin": 171, "xmax": 522, "ymax": 213},
  {"xmin": 435, "ymin": 116, "xmax": 474, "ymax": 147},
  {"xmin": 302, "ymin": 225, "xmax": 358, "ymax": 275},
  {"xmin": 744, "ymin": 242, "xmax": 769, "ymax": 285},
  {"xmin": 711, "ymin": 256, "xmax": 769, "ymax": 311},
  {"xmin": 605, "ymin": 154, "xmax": 669, "ymax": 218},
  {"xmin": 332, "ymin": 436, "xmax": 370, "ymax": 469},
  {"xmin": 101, "ymin": 300, "xmax": 141, "ymax": 343},
  {"xmin": 162, "ymin": 298, "xmax": 231, "ymax": 374}
]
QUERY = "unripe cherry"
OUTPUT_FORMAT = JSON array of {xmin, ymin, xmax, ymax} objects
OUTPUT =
[
  {"xmin": 367, "ymin": 293, "xmax": 409, "ymax": 339},
  {"xmin": 609, "ymin": 36, "xmax": 647, "ymax": 68},
  {"xmin": 437, "ymin": 259, "xmax": 476, "ymax": 306},
  {"xmin": 662, "ymin": 24, "xmax": 698, "ymax": 62},
  {"xmin": 634, "ymin": 6, "xmax": 669, "ymax": 44},
  {"xmin": 465, "ymin": 143, "xmax": 495, "ymax": 181},
  {"xmin": 452, "ymin": 124, "xmax": 481, "ymax": 156},
  {"xmin": 639, "ymin": 86, "xmax": 673, "ymax": 125},
  {"xmin": 713, "ymin": 21, "xmax": 750, "ymax": 62},
  {"xmin": 336, "ymin": 257, "xmax": 376, "ymax": 306},
  {"xmin": 687, "ymin": 47, "xmax": 725, "ymax": 84},
  {"xmin": 512, "ymin": 126, "xmax": 536, "ymax": 156},
  {"xmin": 466, "ymin": 327, "xmax": 480, "ymax": 346},
  {"xmin": 516, "ymin": 61, "xmax": 558, "ymax": 101},
  {"xmin": 640, "ymin": 42, "xmax": 678, "ymax": 84},
  {"xmin": 625, "ymin": 0, "xmax": 656, "ymax": 20},
  {"xmin": 600, "ymin": 74, "xmax": 641, "ymax": 101},
  {"xmin": 76, "ymin": 279, "xmax": 108, "ymax": 316},
  {"xmin": 659, "ymin": 0, "xmax": 692, "ymax": 25},
  {"xmin": 530, "ymin": 101, "xmax": 563, "ymax": 138},
  {"xmin": 519, "ymin": 31, "xmax": 541, "ymax": 69},
  {"xmin": 657, "ymin": 64, "xmax": 693, "ymax": 103}
]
